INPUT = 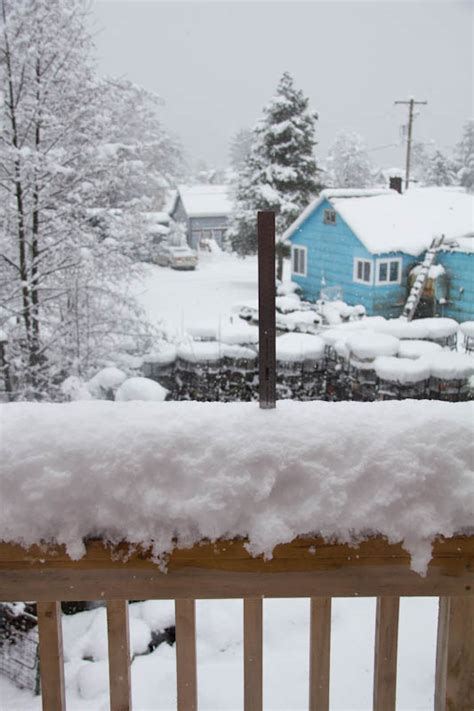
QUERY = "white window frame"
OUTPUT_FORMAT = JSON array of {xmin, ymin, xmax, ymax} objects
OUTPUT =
[
  {"xmin": 323, "ymin": 208, "xmax": 337, "ymax": 225},
  {"xmin": 353, "ymin": 258, "xmax": 373, "ymax": 285},
  {"xmin": 375, "ymin": 257, "xmax": 402, "ymax": 285},
  {"xmin": 292, "ymin": 245, "xmax": 307, "ymax": 277}
]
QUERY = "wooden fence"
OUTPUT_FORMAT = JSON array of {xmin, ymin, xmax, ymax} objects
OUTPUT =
[{"xmin": 0, "ymin": 535, "xmax": 473, "ymax": 711}]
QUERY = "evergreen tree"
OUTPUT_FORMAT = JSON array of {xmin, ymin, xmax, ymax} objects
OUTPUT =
[
  {"xmin": 229, "ymin": 128, "xmax": 254, "ymax": 173},
  {"xmin": 409, "ymin": 141, "xmax": 432, "ymax": 184},
  {"xmin": 325, "ymin": 131, "xmax": 372, "ymax": 188},
  {"xmin": 454, "ymin": 119, "xmax": 474, "ymax": 192},
  {"xmin": 229, "ymin": 72, "xmax": 319, "ymax": 262},
  {"xmin": 425, "ymin": 149, "xmax": 457, "ymax": 187}
]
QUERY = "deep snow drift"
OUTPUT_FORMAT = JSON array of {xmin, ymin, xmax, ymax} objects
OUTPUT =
[{"xmin": 1, "ymin": 399, "xmax": 472, "ymax": 573}]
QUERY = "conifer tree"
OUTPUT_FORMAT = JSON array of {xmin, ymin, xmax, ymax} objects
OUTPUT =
[
  {"xmin": 455, "ymin": 120, "xmax": 474, "ymax": 192},
  {"xmin": 325, "ymin": 131, "xmax": 372, "ymax": 188},
  {"xmin": 425, "ymin": 150, "xmax": 457, "ymax": 187},
  {"xmin": 229, "ymin": 72, "xmax": 319, "ymax": 267}
]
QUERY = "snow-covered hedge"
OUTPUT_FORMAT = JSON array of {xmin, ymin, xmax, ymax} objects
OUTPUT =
[{"xmin": 1, "ymin": 400, "xmax": 472, "ymax": 574}]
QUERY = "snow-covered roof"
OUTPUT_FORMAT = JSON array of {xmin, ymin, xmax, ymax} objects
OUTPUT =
[
  {"xmin": 283, "ymin": 187, "xmax": 474, "ymax": 257},
  {"xmin": 176, "ymin": 184, "xmax": 232, "ymax": 218}
]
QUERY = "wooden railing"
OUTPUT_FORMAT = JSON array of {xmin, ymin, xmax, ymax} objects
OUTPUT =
[{"xmin": 0, "ymin": 535, "xmax": 473, "ymax": 711}]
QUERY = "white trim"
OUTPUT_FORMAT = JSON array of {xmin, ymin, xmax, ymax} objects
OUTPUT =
[
  {"xmin": 353, "ymin": 258, "xmax": 373, "ymax": 285},
  {"xmin": 291, "ymin": 245, "xmax": 307, "ymax": 277},
  {"xmin": 375, "ymin": 257, "xmax": 402, "ymax": 285}
]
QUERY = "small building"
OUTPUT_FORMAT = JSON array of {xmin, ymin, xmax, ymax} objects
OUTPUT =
[
  {"xmin": 170, "ymin": 185, "xmax": 232, "ymax": 250},
  {"xmin": 282, "ymin": 187, "xmax": 474, "ymax": 321}
]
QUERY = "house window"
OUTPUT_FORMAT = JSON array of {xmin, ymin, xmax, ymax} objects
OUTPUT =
[
  {"xmin": 323, "ymin": 209, "xmax": 337, "ymax": 225},
  {"xmin": 292, "ymin": 245, "xmax": 307, "ymax": 276},
  {"xmin": 376, "ymin": 258, "xmax": 402, "ymax": 285},
  {"xmin": 354, "ymin": 258, "xmax": 373, "ymax": 284}
]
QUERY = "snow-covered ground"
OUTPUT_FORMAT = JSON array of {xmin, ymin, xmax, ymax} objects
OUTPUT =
[
  {"xmin": 135, "ymin": 250, "xmax": 258, "ymax": 338},
  {"xmin": 0, "ymin": 597, "xmax": 438, "ymax": 710}
]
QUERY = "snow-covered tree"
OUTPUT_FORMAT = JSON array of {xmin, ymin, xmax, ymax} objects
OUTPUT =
[
  {"xmin": 229, "ymin": 72, "xmax": 319, "ymax": 263},
  {"xmin": 91, "ymin": 78, "xmax": 182, "ymax": 212},
  {"xmin": 229, "ymin": 128, "xmax": 253, "ymax": 173},
  {"xmin": 325, "ymin": 131, "xmax": 372, "ymax": 188},
  {"xmin": 454, "ymin": 120, "xmax": 474, "ymax": 192},
  {"xmin": 0, "ymin": 0, "xmax": 156, "ymax": 399},
  {"xmin": 409, "ymin": 141, "xmax": 432, "ymax": 184},
  {"xmin": 425, "ymin": 150, "xmax": 457, "ymax": 187}
]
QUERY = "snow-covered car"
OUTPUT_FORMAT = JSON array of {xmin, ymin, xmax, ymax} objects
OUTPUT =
[{"xmin": 155, "ymin": 244, "xmax": 198, "ymax": 270}]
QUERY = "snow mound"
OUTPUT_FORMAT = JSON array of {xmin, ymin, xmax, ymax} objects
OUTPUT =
[
  {"xmin": 275, "ymin": 294, "xmax": 301, "ymax": 313},
  {"xmin": 428, "ymin": 352, "xmax": 474, "ymax": 380},
  {"xmin": 419, "ymin": 318, "xmax": 459, "ymax": 339},
  {"xmin": 276, "ymin": 333, "xmax": 325, "ymax": 361},
  {"xmin": 219, "ymin": 322, "xmax": 259, "ymax": 345},
  {"xmin": 277, "ymin": 280, "xmax": 300, "ymax": 296},
  {"xmin": 177, "ymin": 341, "xmax": 222, "ymax": 362},
  {"xmin": 143, "ymin": 344, "xmax": 177, "ymax": 365},
  {"xmin": 60, "ymin": 376, "xmax": 92, "ymax": 401},
  {"xmin": 87, "ymin": 367, "xmax": 127, "ymax": 396},
  {"xmin": 347, "ymin": 333, "xmax": 400, "ymax": 359},
  {"xmin": 374, "ymin": 357, "xmax": 431, "ymax": 384},
  {"xmin": 222, "ymin": 344, "xmax": 257, "ymax": 360},
  {"xmin": 374, "ymin": 319, "xmax": 430, "ymax": 340},
  {"xmin": 460, "ymin": 321, "xmax": 474, "ymax": 338},
  {"xmin": 398, "ymin": 340, "xmax": 442, "ymax": 359},
  {"xmin": 115, "ymin": 377, "xmax": 168, "ymax": 402},
  {"xmin": 1, "ymin": 400, "xmax": 472, "ymax": 574}
]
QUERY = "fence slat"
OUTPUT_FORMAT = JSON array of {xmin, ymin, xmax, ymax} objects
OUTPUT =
[
  {"xmin": 434, "ymin": 597, "xmax": 449, "ymax": 711},
  {"xmin": 373, "ymin": 596, "xmax": 399, "ymax": 711},
  {"xmin": 244, "ymin": 597, "xmax": 263, "ymax": 711},
  {"xmin": 435, "ymin": 596, "xmax": 474, "ymax": 711},
  {"xmin": 309, "ymin": 597, "xmax": 331, "ymax": 711},
  {"xmin": 175, "ymin": 599, "xmax": 197, "ymax": 711},
  {"xmin": 37, "ymin": 601, "xmax": 66, "ymax": 711},
  {"xmin": 107, "ymin": 599, "xmax": 132, "ymax": 711}
]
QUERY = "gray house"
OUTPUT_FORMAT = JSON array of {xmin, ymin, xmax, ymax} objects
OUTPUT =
[{"xmin": 170, "ymin": 185, "xmax": 231, "ymax": 250}]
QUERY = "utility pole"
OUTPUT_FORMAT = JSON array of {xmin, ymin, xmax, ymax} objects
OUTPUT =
[{"xmin": 394, "ymin": 98, "xmax": 427, "ymax": 189}]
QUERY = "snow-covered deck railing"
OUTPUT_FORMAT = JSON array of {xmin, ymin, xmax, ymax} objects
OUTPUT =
[
  {"xmin": 0, "ymin": 399, "xmax": 473, "ymax": 710},
  {"xmin": 0, "ymin": 536, "xmax": 473, "ymax": 711}
]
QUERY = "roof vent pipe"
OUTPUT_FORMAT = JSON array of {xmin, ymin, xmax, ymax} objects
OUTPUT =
[{"xmin": 389, "ymin": 176, "xmax": 403, "ymax": 194}]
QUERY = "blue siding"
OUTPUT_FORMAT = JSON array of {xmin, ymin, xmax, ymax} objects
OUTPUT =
[
  {"xmin": 289, "ymin": 199, "xmax": 473, "ymax": 321},
  {"xmin": 437, "ymin": 251, "xmax": 474, "ymax": 322}
]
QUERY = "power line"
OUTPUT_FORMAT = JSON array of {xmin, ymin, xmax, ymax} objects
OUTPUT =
[{"xmin": 394, "ymin": 98, "xmax": 428, "ymax": 188}]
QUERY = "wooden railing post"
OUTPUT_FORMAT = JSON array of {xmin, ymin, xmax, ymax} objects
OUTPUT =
[
  {"xmin": 175, "ymin": 599, "xmax": 198, "ymax": 711},
  {"xmin": 257, "ymin": 210, "xmax": 276, "ymax": 409},
  {"xmin": 37, "ymin": 601, "xmax": 66, "ymax": 711},
  {"xmin": 373, "ymin": 596, "xmax": 400, "ymax": 711},
  {"xmin": 107, "ymin": 599, "xmax": 132, "ymax": 711},
  {"xmin": 435, "ymin": 596, "xmax": 474, "ymax": 711},
  {"xmin": 309, "ymin": 597, "xmax": 331, "ymax": 711},
  {"xmin": 244, "ymin": 597, "xmax": 263, "ymax": 711}
]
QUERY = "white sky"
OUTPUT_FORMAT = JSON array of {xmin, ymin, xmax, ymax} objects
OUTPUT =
[{"xmin": 91, "ymin": 0, "xmax": 473, "ymax": 171}]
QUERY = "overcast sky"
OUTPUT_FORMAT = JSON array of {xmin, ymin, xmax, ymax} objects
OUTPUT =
[{"xmin": 91, "ymin": 1, "xmax": 473, "ymax": 171}]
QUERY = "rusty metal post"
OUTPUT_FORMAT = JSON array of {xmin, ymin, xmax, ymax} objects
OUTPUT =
[{"xmin": 258, "ymin": 211, "xmax": 276, "ymax": 409}]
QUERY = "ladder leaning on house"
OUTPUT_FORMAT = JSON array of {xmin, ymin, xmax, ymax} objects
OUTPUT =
[{"xmin": 400, "ymin": 235, "xmax": 445, "ymax": 321}]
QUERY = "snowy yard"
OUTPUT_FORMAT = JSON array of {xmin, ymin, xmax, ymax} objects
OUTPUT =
[{"xmin": 135, "ymin": 250, "xmax": 259, "ymax": 338}]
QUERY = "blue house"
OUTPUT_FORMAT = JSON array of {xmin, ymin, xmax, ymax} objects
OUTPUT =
[{"xmin": 282, "ymin": 187, "xmax": 474, "ymax": 321}]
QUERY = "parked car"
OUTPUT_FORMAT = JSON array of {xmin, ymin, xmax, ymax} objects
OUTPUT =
[{"xmin": 155, "ymin": 244, "xmax": 198, "ymax": 270}]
